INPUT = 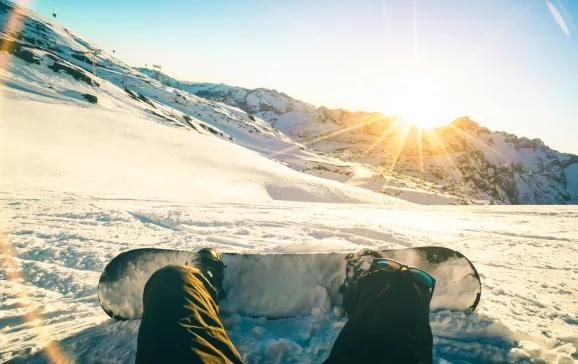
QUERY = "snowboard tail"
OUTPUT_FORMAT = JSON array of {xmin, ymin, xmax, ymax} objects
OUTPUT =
[{"xmin": 98, "ymin": 247, "xmax": 481, "ymax": 321}]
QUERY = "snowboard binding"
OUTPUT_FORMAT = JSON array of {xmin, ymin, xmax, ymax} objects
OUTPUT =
[{"xmin": 339, "ymin": 248, "xmax": 383, "ymax": 295}]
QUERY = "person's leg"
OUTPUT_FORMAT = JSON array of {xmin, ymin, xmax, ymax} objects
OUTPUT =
[
  {"xmin": 135, "ymin": 265, "xmax": 244, "ymax": 364},
  {"xmin": 325, "ymin": 270, "xmax": 433, "ymax": 364}
]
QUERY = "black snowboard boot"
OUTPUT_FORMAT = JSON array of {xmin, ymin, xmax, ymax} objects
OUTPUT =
[
  {"xmin": 188, "ymin": 248, "xmax": 227, "ymax": 300},
  {"xmin": 339, "ymin": 248, "xmax": 383, "ymax": 296}
]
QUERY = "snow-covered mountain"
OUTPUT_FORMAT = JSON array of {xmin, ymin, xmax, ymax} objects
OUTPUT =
[
  {"xmin": 147, "ymin": 77, "xmax": 578, "ymax": 205},
  {"xmin": 0, "ymin": 0, "xmax": 407, "ymax": 205},
  {"xmin": 296, "ymin": 114, "xmax": 578, "ymax": 205}
]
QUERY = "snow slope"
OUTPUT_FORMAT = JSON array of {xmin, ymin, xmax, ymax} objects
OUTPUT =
[{"xmin": 0, "ymin": 89, "xmax": 399, "ymax": 205}]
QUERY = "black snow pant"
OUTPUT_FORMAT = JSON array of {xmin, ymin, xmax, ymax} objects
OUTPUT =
[{"xmin": 135, "ymin": 265, "xmax": 432, "ymax": 364}]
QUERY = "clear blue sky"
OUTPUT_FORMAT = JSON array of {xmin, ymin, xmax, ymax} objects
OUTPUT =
[{"xmin": 28, "ymin": 0, "xmax": 578, "ymax": 153}]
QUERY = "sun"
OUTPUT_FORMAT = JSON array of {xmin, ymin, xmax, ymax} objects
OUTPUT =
[{"xmin": 396, "ymin": 75, "xmax": 451, "ymax": 129}]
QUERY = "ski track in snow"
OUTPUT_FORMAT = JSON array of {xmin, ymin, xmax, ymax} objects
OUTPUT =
[{"xmin": 1, "ymin": 199, "xmax": 577, "ymax": 363}]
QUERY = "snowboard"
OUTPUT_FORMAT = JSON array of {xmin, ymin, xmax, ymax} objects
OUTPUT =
[{"xmin": 98, "ymin": 246, "xmax": 481, "ymax": 321}]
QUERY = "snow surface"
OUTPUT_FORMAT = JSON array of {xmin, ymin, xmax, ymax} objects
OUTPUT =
[{"xmin": 2, "ymin": 200, "xmax": 577, "ymax": 363}]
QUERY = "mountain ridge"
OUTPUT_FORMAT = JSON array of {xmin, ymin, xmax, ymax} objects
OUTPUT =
[
  {"xmin": 134, "ymin": 68, "xmax": 578, "ymax": 205},
  {"xmin": 133, "ymin": 67, "xmax": 565, "ymax": 150}
]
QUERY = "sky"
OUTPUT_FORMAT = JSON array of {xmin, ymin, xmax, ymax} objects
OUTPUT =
[{"xmin": 26, "ymin": 0, "xmax": 578, "ymax": 153}]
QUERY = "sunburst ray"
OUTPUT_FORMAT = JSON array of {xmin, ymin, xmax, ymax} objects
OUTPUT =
[
  {"xmin": 1, "ymin": 3, "xmax": 69, "ymax": 362},
  {"xmin": 365, "ymin": 118, "xmax": 404, "ymax": 154},
  {"xmin": 447, "ymin": 123, "xmax": 508, "ymax": 161},
  {"xmin": 417, "ymin": 127, "xmax": 424, "ymax": 176},
  {"xmin": 271, "ymin": 114, "xmax": 387, "ymax": 157},
  {"xmin": 389, "ymin": 121, "xmax": 411, "ymax": 171},
  {"xmin": 424, "ymin": 128, "xmax": 458, "ymax": 171}
]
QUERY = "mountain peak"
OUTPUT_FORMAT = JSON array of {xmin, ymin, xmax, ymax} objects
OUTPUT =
[{"xmin": 448, "ymin": 116, "xmax": 491, "ymax": 135}]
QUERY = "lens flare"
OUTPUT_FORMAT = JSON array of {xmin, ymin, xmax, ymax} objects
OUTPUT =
[{"xmin": 1, "ymin": 1, "xmax": 69, "ymax": 361}]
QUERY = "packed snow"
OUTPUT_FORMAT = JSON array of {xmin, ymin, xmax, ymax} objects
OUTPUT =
[{"xmin": 1, "ymin": 200, "xmax": 577, "ymax": 363}]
